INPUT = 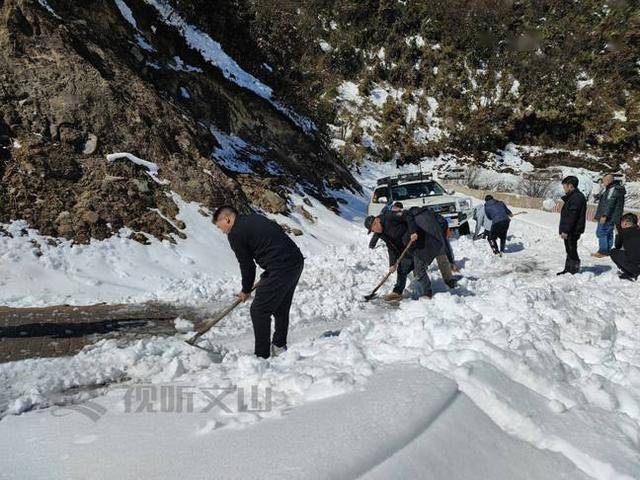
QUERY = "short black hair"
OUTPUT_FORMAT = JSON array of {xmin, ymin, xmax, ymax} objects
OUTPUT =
[
  {"xmin": 213, "ymin": 205, "xmax": 238, "ymax": 222},
  {"xmin": 621, "ymin": 213, "xmax": 638, "ymax": 225},
  {"xmin": 561, "ymin": 176, "xmax": 579, "ymax": 188},
  {"xmin": 485, "ymin": 195, "xmax": 494, "ymax": 201}
]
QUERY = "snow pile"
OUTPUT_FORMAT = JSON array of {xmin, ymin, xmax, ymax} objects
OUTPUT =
[
  {"xmin": 1, "ymin": 204, "xmax": 640, "ymax": 478},
  {"xmin": 0, "ymin": 187, "xmax": 364, "ymax": 308},
  {"xmin": 496, "ymin": 143, "xmax": 534, "ymax": 172},
  {"xmin": 173, "ymin": 317, "xmax": 194, "ymax": 333},
  {"xmin": 1, "ymin": 159, "xmax": 640, "ymax": 477}
]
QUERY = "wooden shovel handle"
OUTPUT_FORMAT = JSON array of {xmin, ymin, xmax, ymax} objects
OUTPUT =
[
  {"xmin": 186, "ymin": 283, "xmax": 258, "ymax": 345},
  {"xmin": 367, "ymin": 239, "xmax": 415, "ymax": 298}
]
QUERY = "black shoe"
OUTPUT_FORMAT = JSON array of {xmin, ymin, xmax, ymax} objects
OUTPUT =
[
  {"xmin": 618, "ymin": 272, "xmax": 638, "ymax": 282},
  {"xmin": 557, "ymin": 259, "xmax": 570, "ymax": 275},
  {"xmin": 445, "ymin": 279, "xmax": 457, "ymax": 289}
]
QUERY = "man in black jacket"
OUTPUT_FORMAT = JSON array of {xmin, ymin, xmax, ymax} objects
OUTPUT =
[
  {"xmin": 365, "ymin": 207, "xmax": 418, "ymax": 301},
  {"xmin": 214, "ymin": 206, "xmax": 304, "ymax": 359},
  {"xmin": 610, "ymin": 213, "xmax": 640, "ymax": 281},
  {"xmin": 557, "ymin": 176, "xmax": 587, "ymax": 275}
]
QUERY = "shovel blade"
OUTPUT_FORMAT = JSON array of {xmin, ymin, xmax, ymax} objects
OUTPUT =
[{"xmin": 364, "ymin": 293, "xmax": 377, "ymax": 301}]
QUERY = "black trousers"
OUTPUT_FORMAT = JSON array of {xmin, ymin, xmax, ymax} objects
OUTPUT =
[
  {"xmin": 488, "ymin": 220, "xmax": 510, "ymax": 253},
  {"xmin": 610, "ymin": 249, "xmax": 640, "ymax": 276},
  {"xmin": 250, "ymin": 262, "xmax": 304, "ymax": 358},
  {"xmin": 564, "ymin": 235, "xmax": 580, "ymax": 263}
]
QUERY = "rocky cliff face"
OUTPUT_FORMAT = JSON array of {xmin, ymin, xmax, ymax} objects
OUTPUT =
[
  {"xmin": 2, "ymin": 1, "xmax": 638, "ymax": 244},
  {"xmin": 0, "ymin": 0, "xmax": 357, "ymax": 243}
]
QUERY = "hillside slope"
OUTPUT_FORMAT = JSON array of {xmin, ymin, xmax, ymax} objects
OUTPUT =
[
  {"xmin": 0, "ymin": 0, "xmax": 357, "ymax": 243},
  {"xmin": 249, "ymin": 0, "xmax": 639, "ymax": 170}
]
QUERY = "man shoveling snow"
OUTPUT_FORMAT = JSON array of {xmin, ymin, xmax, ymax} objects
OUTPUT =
[
  {"xmin": 214, "ymin": 206, "xmax": 304, "ymax": 359},
  {"xmin": 365, "ymin": 205, "xmax": 456, "ymax": 301}
]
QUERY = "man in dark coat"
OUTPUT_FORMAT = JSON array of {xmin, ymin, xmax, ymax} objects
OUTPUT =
[
  {"xmin": 610, "ymin": 213, "xmax": 640, "ymax": 281},
  {"xmin": 214, "ymin": 206, "xmax": 304, "ymax": 359},
  {"xmin": 557, "ymin": 176, "xmax": 587, "ymax": 275},
  {"xmin": 483, "ymin": 195, "xmax": 513, "ymax": 255},
  {"xmin": 592, "ymin": 174, "xmax": 626, "ymax": 257},
  {"xmin": 365, "ymin": 205, "xmax": 418, "ymax": 301},
  {"xmin": 407, "ymin": 206, "xmax": 455, "ymax": 298}
]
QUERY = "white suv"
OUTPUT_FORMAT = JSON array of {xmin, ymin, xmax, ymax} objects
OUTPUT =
[{"xmin": 367, "ymin": 172, "xmax": 473, "ymax": 235}]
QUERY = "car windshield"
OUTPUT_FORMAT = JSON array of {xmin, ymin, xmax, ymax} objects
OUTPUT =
[{"xmin": 390, "ymin": 181, "xmax": 445, "ymax": 201}]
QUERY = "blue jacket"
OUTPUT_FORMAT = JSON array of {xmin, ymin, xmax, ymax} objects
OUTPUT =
[{"xmin": 484, "ymin": 199, "xmax": 512, "ymax": 223}]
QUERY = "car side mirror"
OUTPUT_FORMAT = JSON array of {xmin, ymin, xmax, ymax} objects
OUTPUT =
[{"xmin": 377, "ymin": 196, "xmax": 388, "ymax": 204}]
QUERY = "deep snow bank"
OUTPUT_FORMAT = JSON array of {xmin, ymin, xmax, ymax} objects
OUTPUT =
[
  {"xmin": 1, "ymin": 208, "xmax": 639, "ymax": 479},
  {"xmin": 0, "ymin": 368, "xmax": 589, "ymax": 480}
]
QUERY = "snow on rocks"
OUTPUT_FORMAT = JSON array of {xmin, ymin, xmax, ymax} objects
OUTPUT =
[
  {"xmin": 106, "ymin": 152, "xmax": 159, "ymax": 175},
  {"xmin": 106, "ymin": 152, "xmax": 169, "ymax": 185},
  {"xmin": 336, "ymin": 81, "xmax": 363, "ymax": 107},
  {"xmin": 143, "ymin": 0, "xmax": 316, "ymax": 134}
]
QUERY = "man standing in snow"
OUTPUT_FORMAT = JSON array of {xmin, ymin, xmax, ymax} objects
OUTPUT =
[
  {"xmin": 214, "ymin": 206, "xmax": 304, "ymax": 359},
  {"xmin": 610, "ymin": 213, "xmax": 640, "ymax": 281},
  {"xmin": 365, "ymin": 206, "xmax": 418, "ymax": 301},
  {"xmin": 592, "ymin": 174, "xmax": 626, "ymax": 258},
  {"xmin": 483, "ymin": 195, "xmax": 513, "ymax": 255},
  {"xmin": 557, "ymin": 176, "xmax": 587, "ymax": 275}
]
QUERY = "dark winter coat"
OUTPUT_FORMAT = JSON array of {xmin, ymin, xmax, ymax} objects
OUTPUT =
[
  {"xmin": 408, "ymin": 206, "xmax": 447, "ymax": 265},
  {"xmin": 559, "ymin": 189, "xmax": 587, "ymax": 236},
  {"xmin": 614, "ymin": 226, "xmax": 640, "ymax": 266},
  {"xmin": 228, "ymin": 214, "xmax": 304, "ymax": 293},
  {"xmin": 595, "ymin": 184, "xmax": 626, "ymax": 225},
  {"xmin": 371, "ymin": 210, "xmax": 415, "ymax": 266},
  {"xmin": 484, "ymin": 199, "xmax": 512, "ymax": 223}
]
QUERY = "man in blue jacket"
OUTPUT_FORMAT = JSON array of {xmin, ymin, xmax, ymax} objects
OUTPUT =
[
  {"xmin": 592, "ymin": 174, "xmax": 626, "ymax": 258},
  {"xmin": 214, "ymin": 206, "xmax": 304, "ymax": 359},
  {"xmin": 557, "ymin": 176, "xmax": 587, "ymax": 275},
  {"xmin": 483, "ymin": 195, "xmax": 513, "ymax": 255}
]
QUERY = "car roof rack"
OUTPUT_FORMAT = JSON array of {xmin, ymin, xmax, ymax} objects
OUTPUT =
[{"xmin": 377, "ymin": 171, "xmax": 434, "ymax": 186}]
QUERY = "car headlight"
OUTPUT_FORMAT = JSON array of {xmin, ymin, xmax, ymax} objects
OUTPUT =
[{"xmin": 457, "ymin": 199, "xmax": 471, "ymax": 210}]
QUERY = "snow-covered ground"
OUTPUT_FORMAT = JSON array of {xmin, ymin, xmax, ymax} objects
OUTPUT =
[{"xmin": 1, "ymin": 165, "xmax": 640, "ymax": 479}]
